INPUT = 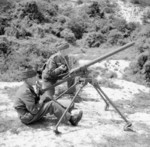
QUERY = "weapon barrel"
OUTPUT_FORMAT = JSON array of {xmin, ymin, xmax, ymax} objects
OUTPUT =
[
  {"xmin": 80, "ymin": 42, "xmax": 135, "ymax": 69},
  {"xmin": 41, "ymin": 42, "xmax": 135, "ymax": 93}
]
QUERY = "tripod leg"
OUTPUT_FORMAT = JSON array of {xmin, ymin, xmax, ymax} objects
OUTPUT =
[
  {"xmin": 56, "ymin": 82, "xmax": 78, "ymax": 100},
  {"xmin": 93, "ymin": 85, "xmax": 109, "ymax": 111},
  {"xmin": 97, "ymin": 86, "xmax": 133, "ymax": 131},
  {"xmin": 54, "ymin": 83, "xmax": 84, "ymax": 134}
]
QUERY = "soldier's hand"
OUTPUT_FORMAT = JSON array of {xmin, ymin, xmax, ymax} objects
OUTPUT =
[
  {"xmin": 38, "ymin": 100, "xmax": 44, "ymax": 107},
  {"xmin": 59, "ymin": 64, "xmax": 67, "ymax": 71}
]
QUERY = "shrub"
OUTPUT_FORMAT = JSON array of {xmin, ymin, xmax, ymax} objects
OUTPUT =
[
  {"xmin": 0, "ymin": 16, "xmax": 8, "ymax": 35},
  {"xmin": 112, "ymin": 18, "xmax": 127, "ymax": 33},
  {"xmin": 37, "ymin": 0, "xmax": 58, "ymax": 22},
  {"xmin": 130, "ymin": 0, "xmax": 140, "ymax": 4},
  {"xmin": 139, "ymin": 24, "xmax": 150, "ymax": 38},
  {"xmin": 86, "ymin": 1, "xmax": 100, "ymax": 17},
  {"xmin": 50, "ymin": 15, "xmax": 69, "ymax": 37},
  {"xmin": 107, "ymin": 29, "xmax": 123, "ymax": 45},
  {"xmin": 86, "ymin": 1, "xmax": 105, "ymax": 18},
  {"xmin": 129, "ymin": 61, "xmax": 140, "ymax": 74},
  {"xmin": 14, "ymin": 0, "xmax": 45, "ymax": 23},
  {"xmin": 66, "ymin": 16, "xmax": 87, "ymax": 39},
  {"xmin": 92, "ymin": 19, "xmax": 108, "ymax": 32},
  {"xmin": 0, "ymin": 40, "xmax": 10, "ymax": 55},
  {"xmin": 137, "ymin": 52, "xmax": 149, "ymax": 69},
  {"xmin": 84, "ymin": 31, "xmax": 106, "ymax": 47},
  {"xmin": 126, "ymin": 22, "xmax": 138, "ymax": 32},
  {"xmin": 130, "ymin": 0, "xmax": 150, "ymax": 6},
  {"xmin": 144, "ymin": 60, "xmax": 150, "ymax": 73},
  {"xmin": 59, "ymin": 5, "xmax": 75, "ymax": 17},
  {"xmin": 0, "ymin": 38, "xmax": 57, "ymax": 81},
  {"xmin": 135, "ymin": 36, "xmax": 150, "ymax": 54},
  {"xmin": 104, "ymin": 7, "xmax": 115, "ymax": 14},
  {"xmin": 142, "ymin": 8, "xmax": 150, "ymax": 24},
  {"xmin": 77, "ymin": 0, "xmax": 83, "ymax": 5},
  {"xmin": 143, "ymin": 61, "xmax": 150, "ymax": 83},
  {"xmin": 60, "ymin": 28, "xmax": 76, "ymax": 44},
  {"xmin": 5, "ymin": 25, "xmax": 32, "ymax": 39},
  {"xmin": 29, "ymin": 24, "xmax": 45, "ymax": 38},
  {"xmin": 5, "ymin": 26, "xmax": 19, "ymax": 38},
  {"xmin": 51, "ymin": 22, "xmax": 64, "ymax": 37}
]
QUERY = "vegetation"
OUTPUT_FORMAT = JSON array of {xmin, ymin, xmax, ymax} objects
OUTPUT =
[{"xmin": 0, "ymin": 0, "xmax": 150, "ymax": 85}]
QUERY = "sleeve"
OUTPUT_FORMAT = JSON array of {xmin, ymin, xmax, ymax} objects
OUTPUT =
[
  {"xmin": 21, "ymin": 89, "xmax": 41, "ymax": 115},
  {"xmin": 47, "ymin": 56, "xmax": 63, "ymax": 77}
]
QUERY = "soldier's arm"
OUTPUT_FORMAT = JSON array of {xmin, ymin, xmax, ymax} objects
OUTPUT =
[
  {"xmin": 21, "ymin": 90, "xmax": 42, "ymax": 115},
  {"xmin": 47, "ymin": 56, "xmax": 65, "ymax": 77}
]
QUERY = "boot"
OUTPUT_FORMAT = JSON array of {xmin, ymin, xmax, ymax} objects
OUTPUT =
[{"xmin": 70, "ymin": 110, "xmax": 83, "ymax": 126}]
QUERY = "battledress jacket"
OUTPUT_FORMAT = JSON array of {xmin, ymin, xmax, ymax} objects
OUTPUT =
[
  {"xmin": 14, "ymin": 83, "xmax": 40, "ymax": 124},
  {"xmin": 42, "ymin": 52, "xmax": 76, "ymax": 83}
]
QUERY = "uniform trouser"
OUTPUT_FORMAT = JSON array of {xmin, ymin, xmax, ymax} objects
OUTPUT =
[
  {"xmin": 66, "ymin": 78, "xmax": 76, "ymax": 95},
  {"xmin": 42, "ymin": 78, "xmax": 76, "ymax": 100},
  {"xmin": 21, "ymin": 101, "xmax": 71, "ymax": 124}
]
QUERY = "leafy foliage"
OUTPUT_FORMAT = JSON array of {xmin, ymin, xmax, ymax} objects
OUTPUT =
[
  {"xmin": 0, "ymin": 0, "xmax": 150, "ymax": 83},
  {"xmin": 84, "ymin": 32, "xmax": 106, "ymax": 47}
]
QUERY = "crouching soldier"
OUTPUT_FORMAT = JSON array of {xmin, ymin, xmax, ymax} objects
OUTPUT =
[
  {"xmin": 41, "ymin": 42, "xmax": 77, "ymax": 102},
  {"xmin": 14, "ymin": 68, "xmax": 83, "ymax": 126}
]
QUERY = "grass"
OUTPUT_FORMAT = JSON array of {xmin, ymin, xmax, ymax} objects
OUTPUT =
[
  {"xmin": 103, "ymin": 134, "xmax": 150, "ymax": 147},
  {"xmin": 115, "ymin": 91, "xmax": 150, "ymax": 114},
  {"xmin": 3, "ymin": 86, "xmax": 18, "ymax": 101}
]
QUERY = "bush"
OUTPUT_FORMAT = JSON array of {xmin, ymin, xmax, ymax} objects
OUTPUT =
[
  {"xmin": 139, "ymin": 24, "xmax": 150, "ymax": 38},
  {"xmin": 92, "ymin": 19, "xmax": 108, "ymax": 32},
  {"xmin": 0, "ymin": 16, "xmax": 8, "ymax": 35},
  {"xmin": 84, "ymin": 31, "xmax": 106, "ymax": 47},
  {"xmin": 112, "ymin": 18, "xmax": 127, "ymax": 33},
  {"xmin": 136, "ymin": 52, "xmax": 149, "ymax": 69},
  {"xmin": 66, "ymin": 16, "xmax": 87, "ymax": 39},
  {"xmin": 129, "ymin": 61, "xmax": 140, "ymax": 74},
  {"xmin": 37, "ymin": 0, "xmax": 58, "ymax": 22},
  {"xmin": 107, "ymin": 29, "xmax": 123, "ymax": 45},
  {"xmin": 14, "ymin": 1, "xmax": 45, "ymax": 23},
  {"xmin": 130, "ymin": 0, "xmax": 150, "ymax": 6},
  {"xmin": 0, "ymin": 40, "xmax": 10, "ymax": 55},
  {"xmin": 77, "ymin": 0, "xmax": 83, "ymax": 5},
  {"xmin": 59, "ymin": 5, "xmax": 75, "ymax": 17},
  {"xmin": 143, "ymin": 61, "xmax": 150, "ymax": 83},
  {"xmin": 29, "ymin": 24, "xmax": 45, "ymax": 38},
  {"xmin": 5, "ymin": 26, "xmax": 19, "ymax": 38},
  {"xmin": 104, "ymin": 7, "xmax": 115, "ymax": 14},
  {"xmin": 5, "ymin": 25, "xmax": 32, "ymax": 39},
  {"xmin": 130, "ymin": 0, "xmax": 140, "ymax": 4},
  {"xmin": 0, "ymin": 38, "xmax": 57, "ymax": 81},
  {"xmin": 135, "ymin": 25, "xmax": 150, "ymax": 53},
  {"xmin": 60, "ymin": 28, "xmax": 76, "ymax": 44},
  {"xmin": 86, "ymin": 1, "xmax": 104, "ymax": 18},
  {"xmin": 50, "ymin": 15, "xmax": 69, "ymax": 37},
  {"xmin": 142, "ymin": 8, "xmax": 150, "ymax": 24}
]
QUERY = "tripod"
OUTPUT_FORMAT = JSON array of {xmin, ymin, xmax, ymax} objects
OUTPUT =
[{"xmin": 53, "ymin": 76, "xmax": 133, "ymax": 134}]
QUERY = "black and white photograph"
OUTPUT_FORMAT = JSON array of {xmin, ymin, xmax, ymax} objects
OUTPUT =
[{"xmin": 0, "ymin": 0, "xmax": 150, "ymax": 146}]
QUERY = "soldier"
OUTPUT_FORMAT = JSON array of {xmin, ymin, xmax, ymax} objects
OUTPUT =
[
  {"xmin": 41, "ymin": 42, "xmax": 76, "ymax": 102},
  {"xmin": 14, "ymin": 68, "xmax": 83, "ymax": 125}
]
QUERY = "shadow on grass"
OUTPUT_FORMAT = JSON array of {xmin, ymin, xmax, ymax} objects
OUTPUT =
[
  {"xmin": 2, "ymin": 86, "xmax": 18, "ymax": 102},
  {"xmin": 102, "ymin": 133, "xmax": 150, "ymax": 147},
  {"xmin": 28, "ymin": 116, "xmax": 58, "ymax": 130},
  {"xmin": 115, "ymin": 91, "xmax": 150, "ymax": 114},
  {"xmin": 0, "ymin": 115, "xmax": 59, "ymax": 134}
]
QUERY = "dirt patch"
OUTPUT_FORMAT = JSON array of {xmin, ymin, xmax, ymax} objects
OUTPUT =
[{"xmin": 0, "ymin": 60, "xmax": 150, "ymax": 147}]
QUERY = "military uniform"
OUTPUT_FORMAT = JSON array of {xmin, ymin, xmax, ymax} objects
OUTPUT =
[
  {"xmin": 14, "ymin": 83, "xmax": 71, "ymax": 124},
  {"xmin": 42, "ymin": 52, "xmax": 76, "ymax": 100}
]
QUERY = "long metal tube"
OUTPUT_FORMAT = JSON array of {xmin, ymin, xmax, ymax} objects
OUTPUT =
[{"xmin": 41, "ymin": 42, "xmax": 135, "ymax": 94}]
